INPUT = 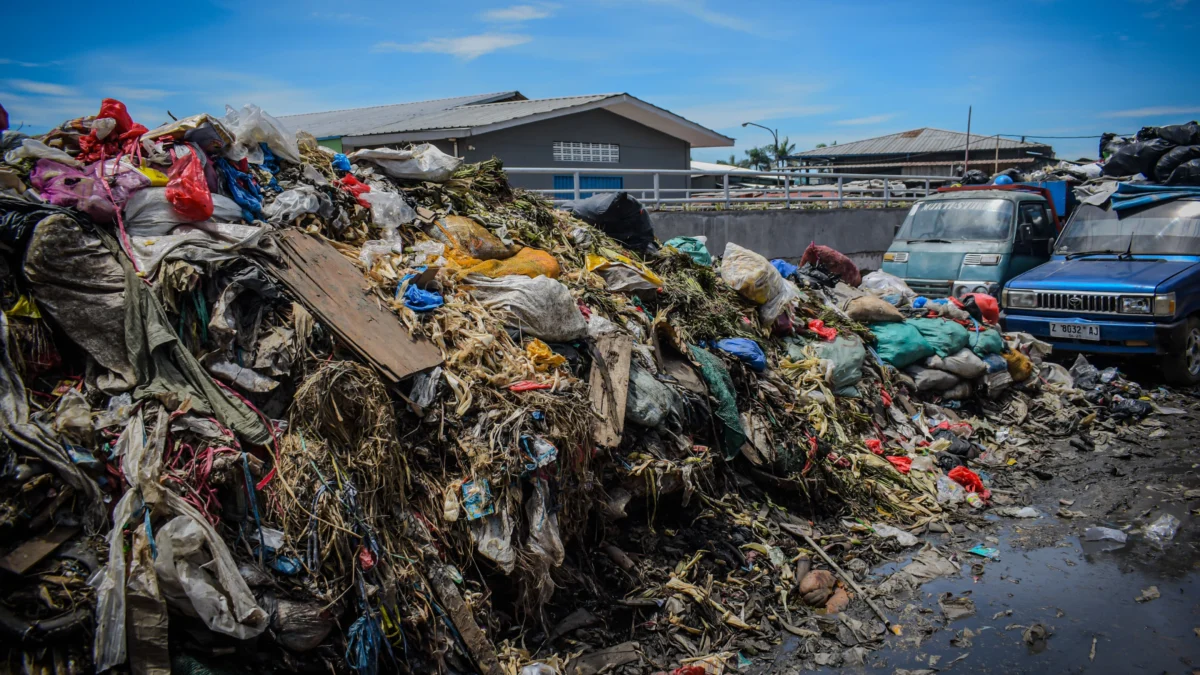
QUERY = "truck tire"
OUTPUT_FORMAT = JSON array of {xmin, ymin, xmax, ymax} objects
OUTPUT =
[{"xmin": 1162, "ymin": 317, "xmax": 1200, "ymax": 386}]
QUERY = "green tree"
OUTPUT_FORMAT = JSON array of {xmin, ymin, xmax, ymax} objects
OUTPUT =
[
  {"xmin": 815, "ymin": 143, "xmax": 827, "ymax": 149},
  {"xmin": 770, "ymin": 137, "xmax": 797, "ymax": 167},
  {"xmin": 744, "ymin": 147, "xmax": 772, "ymax": 170},
  {"xmin": 716, "ymin": 154, "xmax": 751, "ymax": 168}
]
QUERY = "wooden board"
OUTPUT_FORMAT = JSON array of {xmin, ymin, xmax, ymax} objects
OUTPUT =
[
  {"xmin": 589, "ymin": 335, "xmax": 633, "ymax": 447},
  {"xmin": 267, "ymin": 231, "xmax": 442, "ymax": 383},
  {"xmin": 0, "ymin": 526, "xmax": 78, "ymax": 575}
]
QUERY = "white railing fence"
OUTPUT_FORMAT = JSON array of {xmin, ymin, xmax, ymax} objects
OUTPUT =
[{"xmin": 503, "ymin": 167, "xmax": 956, "ymax": 209}]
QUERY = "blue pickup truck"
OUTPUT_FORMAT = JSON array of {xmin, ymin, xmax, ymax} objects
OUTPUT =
[{"xmin": 1001, "ymin": 192, "xmax": 1200, "ymax": 384}]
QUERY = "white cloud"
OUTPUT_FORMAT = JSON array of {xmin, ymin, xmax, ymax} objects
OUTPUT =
[
  {"xmin": 645, "ymin": 0, "xmax": 756, "ymax": 33},
  {"xmin": 373, "ymin": 33, "xmax": 531, "ymax": 60},
  {"xmin": 834, "ymin": 113, "xmax": 897, "ymax": 126},
  {"xmin": 678, "ymin": 101, "xmax": 838, "ymax": 130},
  {"xmin": 6, "ymin": 79, "xmax": 76, "ymax": 96},
  {"xmin": 0, "ymin": 58, "xmax": 61, "ymax": 68},
  {"xmin": 481, "ymin": 4, "xmax": 555, "ymax": 21},
  {"xmin": 1100, "ymin": 105, "xmax": 1200, "ymax": 118},
  {"xmin": 310, "ymin": 11, "xmax": 372, "ymax": 24}
]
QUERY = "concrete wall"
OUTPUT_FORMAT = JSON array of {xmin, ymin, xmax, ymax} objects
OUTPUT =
[{"xmin": 650, "ymin": 207, "xmax": 910, "ymax": 269}]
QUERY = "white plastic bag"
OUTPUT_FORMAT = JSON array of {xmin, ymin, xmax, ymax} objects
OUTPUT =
[
  {"xmin": 5, "ymin": 138, "xmax": 83, "ymax": 167},
  {"xmin": 221, "ymin": 104, "xmax": 301, "ymax": 165},
  {"xmin": 125, "ymin": 188, "xmax": 243, "ymax": 234},
  {"xmin": 469, "ymin": 505, "xmax": 516, "ymax": 573},
  {"xmin": 937, "ymin": 348, "xmax": 988, "ymax": 379},
  {"xmin": 263, "ymin": 187, "xmax": 331, "ymax": 224},
  {"xmin": 625, "ymin": 361, "xmax": 675, "ymax": 428},
  {"xmin": 860, "ymin": 270, "xmax": 915, "ymax": 298},
  {"xmin": 464, "ymin": 274, "xmax": 587, "ymax": 342},
  {"xmin": 720, "ymin": 242, "xmax": 798, "ymax": 323},
  {"xmin": 348, "ymin": 143, "xmax": 463, "ymax": 182},
  {"xmin": 936, "ymin": 475, "xmax": 966, "ymax": 505},
  {"xmin": 362, "ymin": 191, "xmax": 417, "ymax": 235},
  {"xmin": 874, "ymin": 523, "xmax": 919, "ymax": 547}
]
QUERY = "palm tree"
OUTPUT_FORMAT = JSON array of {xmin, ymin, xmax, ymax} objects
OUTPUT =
[
  {"xmin": 716, "ymin": 154, "xmax": 751, "ymax": 168},
  {"xmin": 744, "ymin": 147, "xmax": 772, "ymax": 170},
  {"xmin": 771, "ymin": 137, "xmax": 797, "ymax": 168}
]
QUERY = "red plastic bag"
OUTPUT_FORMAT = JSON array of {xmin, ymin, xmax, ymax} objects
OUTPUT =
[
  {"xmin": 962, "ymin": 293, "xmax": 1000, "ymax": 324},
  {"xmin": 865, "ymin": 438, "xmax": 883, "ymax": 455},
  {"xmin": 886, "ymin": 456, "xmax": 912, "ymax": 474},
  {"xmin": 799, "ymin": 242, "xmax": 862, "ymax": 286},
  {"xmin": 165, "ymin": 149, "xmax": 214, "ymax": 221},
  {"xmin": 76, "ymin": 99, "xmax": 149, "ymax": 163},
  {"xmin": 338, "ymin": 173, "xmax": 372, "ymax": 207},
  {"xmin": 948, "ymin": 466, "xmax": 989, "ymax": 499},
  {"xmin": 807, "ymin": 319, "xmax": 838, "ymax": 341}
]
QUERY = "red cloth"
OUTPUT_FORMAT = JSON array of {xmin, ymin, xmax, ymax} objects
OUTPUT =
[
  {"xmin": 934, "ymin": 420, "xmax": 974, "ymax": 437},
  {"xmin": 807, "ymin": 319, "xmax": 837, "ymax": 341},
  {"xmin": 886, "ymin": 456, "xmax": 912, "ymax": 474},
  {"xmin": 880, "ymin": 389, "xmax": 893, "ymax": 407},
  {"xmin": 962, "ymin": 293, "xmax": 1000, "ymax": 324},
  {"xmin": 865, "ymin": 438, "xmax": 883, "ymax": 455},
  {"xmin": 948, "ymin": 466, "xmax": 989, "ymax": 499},
  {"xmin": 799, "ymin": 242, "xmax": 862, "ymax": 286}
]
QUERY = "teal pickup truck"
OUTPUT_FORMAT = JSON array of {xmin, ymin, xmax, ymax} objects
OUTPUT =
[{"xmin": 881, "ymin": 186, "xmax": 1062, "ymax": 298}]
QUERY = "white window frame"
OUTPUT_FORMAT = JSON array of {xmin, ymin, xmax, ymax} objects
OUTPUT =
[{"xmin": 553, "ymin": 141, "xmax": 619, "ymax": 163}]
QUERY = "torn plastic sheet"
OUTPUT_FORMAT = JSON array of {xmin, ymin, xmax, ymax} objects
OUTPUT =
[
  {"xmin": 470, "ymin": 504, "xmax": 515, "ymax": 574},
  {"xmin": 348, "ymin": 144, "xmax": 462, "ymax": 182}
]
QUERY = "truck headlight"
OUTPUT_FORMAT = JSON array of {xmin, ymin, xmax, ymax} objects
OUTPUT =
[
  {"xmin": 964, "ymin": 254, "xmax": 1001, "ymax": 266},
  {"xmin": 1153, "ymin": 293, "xmax": 1176, "ymax": 317},
  {"xmin": 954, "ymin": 281, "xmax": 999, "ymax": 297},
  {"xmin": 1003, "ymin": 289, "xmax": 1037, "ymax": 309},
  {"xmin": 1120, "ymin": 296, "xmax": 1151, "ymax": 314}
]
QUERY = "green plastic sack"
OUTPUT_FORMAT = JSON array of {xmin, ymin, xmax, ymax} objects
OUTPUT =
[
  {"xmin": 969, "ymin": 328, "xmax": 1004, "ymax": 357},
  {"xmin": 689, "ymin": 345, "xmax": 746, "ymax": 458},
  {"xmin": 664, "ymin": 236, "xmax": 712, "ymax": 266},
  {"xmin": 785, "ymin": 336, "xmax": 865, "ymax": 396},
  {"xmin": 869, "ymin": 321, "xmax": 936, "ymax": 369},
  {"xmin": 907, "ymin": 318, "xmax": 970, "ymax": 358}
]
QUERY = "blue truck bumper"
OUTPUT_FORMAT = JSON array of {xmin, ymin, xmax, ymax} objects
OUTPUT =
[{"xmin": 1001, "ymin": 312, "xmax": 1189, "ymax": 355}]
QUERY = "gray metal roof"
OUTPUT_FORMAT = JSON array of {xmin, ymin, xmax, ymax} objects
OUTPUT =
[
  {"xmin": 277, "ymin": 91, "xmax": 522, "ymax": 139},
  {"xmin": 795, "ymin": 128, "xmax": 1050, "ymax": 157},
  {"xmin": 278, "ymin": 91, "xmax": 734, "ymax": 148}
]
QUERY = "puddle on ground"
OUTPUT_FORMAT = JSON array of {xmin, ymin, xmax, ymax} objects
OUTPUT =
[{"xmin": 783, "ymin": 522, "xmax": 1200, "ymax": 674}]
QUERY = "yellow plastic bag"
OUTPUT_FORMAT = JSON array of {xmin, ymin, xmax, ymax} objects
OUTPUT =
[
  {"xmin": 432, "ymin": 215, "xmax": 515, "ymax": 260},
  {"xmin": 585, "ymin": 252, "xmax": 663, "ymax": 291},
  {"xmin": 1002, "ymin": 349, "xmax": 1033, "ymax": 383},
  {"xmin": 456, "ymin": 246, "xmax": 561, "ymax": 279},
  {"xmin": 526, "ymin": 338, "xmax": 567, "ymax": 371},
  {"xmin": 136, "ymin": 167, "xmax": 169, "ymax": 187},
  {"xmin": 719, "ymin": 242, "xmax": 798, "ymax": 322},
  {"xmin": 4, "ymin": 295, "xmax": 41, "ymax": 319}
]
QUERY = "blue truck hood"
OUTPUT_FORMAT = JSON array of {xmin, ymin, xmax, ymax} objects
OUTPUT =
[{"xmin": 1008, "ymin": 258, "xmax": 1200, "ymax": 293}]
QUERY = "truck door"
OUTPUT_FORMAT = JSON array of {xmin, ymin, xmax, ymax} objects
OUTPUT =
[{"xmin": 1009, "ymin": 201, "xmax": 1056, "ymax": 279}]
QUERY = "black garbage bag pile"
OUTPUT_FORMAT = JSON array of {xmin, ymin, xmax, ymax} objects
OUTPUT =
[{"xmin": 1102, "ymin": 121, "xmax": 1200, "ymax": 184}]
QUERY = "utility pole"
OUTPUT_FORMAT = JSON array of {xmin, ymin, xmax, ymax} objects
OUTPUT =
[
  {"xmin": 963, "ymin": 106, "xmax": 972, "ymax": 175},
  {"xmin": 994, "ymin": 134, "xmax": 1000, "ymax": 176}
]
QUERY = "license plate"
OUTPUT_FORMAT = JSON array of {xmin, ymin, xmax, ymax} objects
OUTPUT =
[{"xmin": 1049, "ymin": 322, "xmax": 1100, "ymax": 341}]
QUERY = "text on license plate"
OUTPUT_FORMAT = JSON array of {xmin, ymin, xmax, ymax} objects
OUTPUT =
[{"xmin": 1049, "ymin": 322, "xmax": 1100, "ymax": 341}]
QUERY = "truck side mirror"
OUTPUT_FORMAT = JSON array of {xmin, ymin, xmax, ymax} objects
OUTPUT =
[{"xmin": 1017, "ymin": 223, "xmax": 1034, "ymax": 244}]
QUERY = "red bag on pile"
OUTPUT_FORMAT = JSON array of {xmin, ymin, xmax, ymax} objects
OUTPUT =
[
  {"xmin": 962, "ymin": 293, "xmax": 1000, "ymax": 324},
  {"xmin": 338, "ymin": 174, "xmax": 372, "ymax": 207},
  {"xmin": 799, "ymin": 242, "xmax": 861, "ymax": 286},
  {"xmin": 76, "ymin": 99, "xmax": 149, "ymax": 163},
  {"xmin": 806, "ymin": 319, "xmax": 837, "ymax": 341},
  {"xmin": 166, "ymin": 149, "xmax": 214, "ymax": 221},
  {"xmin": 887, "ymin": 456, "xmax": 912, "ymax": 474},
  {"xmin": 948, "ymin": 466, "xmax": 989, "ymax": 499}
]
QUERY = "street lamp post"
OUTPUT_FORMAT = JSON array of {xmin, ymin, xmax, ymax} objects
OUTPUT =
[{"xmin": 741, "ymin": 121, "xmax": 780, "ymax": 170}]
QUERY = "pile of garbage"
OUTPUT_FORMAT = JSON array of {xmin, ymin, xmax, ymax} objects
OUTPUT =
[{"xmin": 0, "ymin": 99, "xmax": 1179, "ymax": 675}]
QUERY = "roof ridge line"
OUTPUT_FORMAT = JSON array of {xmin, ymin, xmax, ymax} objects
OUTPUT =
[{"xmin": 278, "ymin": 91, "xmax": 519, "ymax": 119}]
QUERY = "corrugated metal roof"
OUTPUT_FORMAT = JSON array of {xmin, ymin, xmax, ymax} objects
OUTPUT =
[
  {"xmin": 377, "ymin": 94, "xmax": 615, "ymax": 134},
  {"xmin": 794, "ymin": 128, "xmax": 1050, "ymax": 157},
  {"xmin": 796, "ymin": 157, "xmax": 1039, "ymax": 170},
  {"xmin": 277, "ymin": 91, "xmax": 522, "ymax": 139}
]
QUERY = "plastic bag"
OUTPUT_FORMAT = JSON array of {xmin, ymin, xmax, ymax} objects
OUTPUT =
[
  {"xmin": 336, "ymin": 173, "xmax": 371, "ymax": 207},
  {"xmin": 860, "ymin": 270, "xmax": 914, "ymax": 298},
  {"xmin": 1102, "ymin": 138, "xmax": 1174, "ymax": 177},
  {"xmin": 715, "ymin": 338, "xmax": 767, "ymax": 372},
  {"xmin": 771, "ymin": 258, "xmax": 799, "ymax": 279},
  {"xmin": 960, "ymin": 293, "xmax": 999, "ymax": 324},
  {"xmin": 1144, "ymin": 513, "xmax": 1180, "ymax": 545},
  {"xmin": 526, "ymin": 339, "xmax": 566, "ymax": 372},
  {"xmin": 798, "ymin": 242, "xmax": 861, "ymax": 286},
  {"xmin": 869, "ymin": 321, "xmax": 935, "ymax": 368},
  {"xmin": 166, "ymin": 148, "xmax": 214, "ymax": 222},
  {"xmin": 874, "ymin": 523, "xmax": 918, "ymax": 547},
  {"xmin": 663, "ymin": 236, "xmax": 712, "ymax": 265},
  {"xmin": 456, "ymin": 246, "xmax": 561, "ymax": 280},
  {"xmin": 845, "ymin": 295, "xmax": 904, "ymax": 322},
  {"xmin": 4, "ymin": 138, "xmax": 82, "ymax": 167},
  {"xmin": 124, "ymin": 188, "xmax": 242, "ymax": 233},
  {"xmin": 948, "ymin": 466, "xmax": 986, "ymax": 496},
  {"xmin": 331, "ymin": 153, "xmax": 351, "ymax": 172},
  {"xmin": 433, "ymin": 214, "xmax": 516, "ymax": 260},
  {"xmin": 903, "ymin": 364, "xmax": 961, "ymax": 392},
  {"xmin": 362, "ymin": 190, "xmax": 416, "ymax": 234},
  {"xmin": 215, "ymin": 157, "xmax": 267, "ymax": 221},
  {"xmin": 31, "ymin": 159, "xmax": 149, "ymax": 223},
  {"xmin": 689, "ymin": 345, "xmax": 747, "ymax": 456},
  {"xmin": 585, "ymin": 252, "xmax": 663, "ymax": 291},
  {"xmin": 807, "ymin": 319, "xmax": 837, "ymax": 341},
  {"xmin": 941, "ymin": 380, "xmax": 973, "ymax": 400},
  {"xmin": 464, "ymin": 274, "xmax": 587, "ymax": 342},
  {"xmin": 937, "ymin": 348, "xmax": 987, "ymax": 379},
  {"xmin": 263, "ymin": 186, "xmax": 328, "ymax": 224},
  {"xmin": 1003, "ymin": 349, "xmax": 1034, "ymax": 382},
  {"xmin": 1154, "ymin": 145, "xmax": 1200, "ymax": 182},
  {"xmin": 935, "ymin": 475, "xmax": 966, "ymax": 505},
  {"xmin": 626, "ymin": 361, "xmax": 675, "ymax": 428},
  {"xmin": 1137, "ymin": 121, "xmax": 1200, "ymax": 146},
  {"xmin": 1166, "ymin": 158, "xmax": 1200, "ymax": 186},
  {"xmin": 561, "ymin": 192, "xmax": 656, "ymax": 253},
  {"xmin": 908, "ymin": 318, "xmax": 970, "ymax": 358},
  {"xmin": 813, "ymin": 335, "xmax": 866, "ymax": 395},
  {"xmin": 221, "ymin": 104, "xmax": 301, "ymax": 165},
  {"xmin": 1109, "ymin": 398, "xmax": 1152, "ymax": 420},
  {"xmin": 720, "ymin": 242, "xmax": 799, "ymax": 323},
  {"xmin": 348, "ymin": 143, "xmax": 463, "ymax": 182}
]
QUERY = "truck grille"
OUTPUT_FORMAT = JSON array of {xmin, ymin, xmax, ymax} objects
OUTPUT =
[
  {"xmin": 906, "ymin": 280, "xmax": 952, "ymax": 298},
  {"xmin": 1035, "ymin": 291, "xmax": 1126, "ymax": 314},
  {"xmin": 962, "ymin": 254, "xmax": 982, "ymax": 266}
]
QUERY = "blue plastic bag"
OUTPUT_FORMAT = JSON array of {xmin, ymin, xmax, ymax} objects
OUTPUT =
[
  {"xmin": 715, "ymin": 338, "xmax": 767, "ymax": 371},
  {"xmin": 912, "ymin": 296, "xmax": 928, "ymax": 309},
  {"xmin": 215, "ymin": 157, "xmax": 266, "ymax": 221},
  {"xmin": 771, "ymin": 259, "xmax": 799, "ymax": 279},
  {"xmin": 332, "ymin": 153, "xmax": 352, "ymax": 172},
  {"xmin": 396, "ymin": 271, "xmax": 443, "ymax": 312}
]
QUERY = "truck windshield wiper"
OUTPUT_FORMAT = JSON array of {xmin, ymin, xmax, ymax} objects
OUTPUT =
[
  {"xmin": 1065, "ymin": 249, "xmax": 1120, "ymax": 260},
  {"xmin": 908, "ymin": 238, "xmax": 952, "ymax": 243}
]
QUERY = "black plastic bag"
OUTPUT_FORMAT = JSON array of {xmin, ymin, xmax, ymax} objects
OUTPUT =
[
  {"xmin": 1102, "ymin": 138, "xmax": 1175, "ymax": 178},
  {"xmin": 960, "ymin": 169, "xmax": 989, "ymax": 185},
  {"xmin": 958, "ymin": 295, "xmax": 985, "ymax": 323},
  {"xmin": 1109, "ymin": 398, "xmax": 1153, "ymax": 421},
  {"xmin": 1154, "ymin": 145, "xmax": 1200, "ymax": 182},
  {"xmin": 1167, "ymin": 158, "xmax": 1200, "ymax": 186},
  {"xmin": 1069, "ymin": 354, "xmax": 1100, "ymax": 390},
  {"xmin": 935, "ymin": 452, "xmax": 964, "ymax": 471},
  {"xmin": 560, "ymin": 192, "xmax": 657, "ymax": 253},
  {"xmin": 934, "ymin": 428, "xmax": 974, "ymax": 457},
  {"xmin": 1137, "ymin": 121, "xmax": 1200, "ymax": 146},
  {"xmin": 1099, "ymin": 132, "xmax": 1133, "ymax": 160}
]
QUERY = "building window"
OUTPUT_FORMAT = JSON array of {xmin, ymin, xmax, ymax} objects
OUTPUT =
[{"xmin": 553, "ymin": 141, "xmax": 619, "ymax": 163}]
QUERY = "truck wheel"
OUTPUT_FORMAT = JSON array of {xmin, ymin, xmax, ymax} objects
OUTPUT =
[{"xmin": 1163, "ymin": 318, "xmax": 1200, "ymax": 386}]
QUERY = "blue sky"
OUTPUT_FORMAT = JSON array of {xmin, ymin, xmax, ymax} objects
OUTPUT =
[{"xmin": 3, "ymin": 0, "xmax": 1198, "ymax": 162}]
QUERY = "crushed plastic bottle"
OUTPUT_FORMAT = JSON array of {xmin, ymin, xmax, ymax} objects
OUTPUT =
[
  {"xmin": 1144, "ymin": 513, "xmax": 1180, "ymax": 545},
  {"xmin": 936, "ymin": 475, "xmax": 966, "ymax": 505},
  {"xmin": 1083, "ymin": 527, "xmax": 1128, "ymax": 544}
]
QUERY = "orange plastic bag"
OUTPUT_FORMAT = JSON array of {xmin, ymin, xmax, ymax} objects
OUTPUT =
[
  {"xmin": 526, "ymin": 338, "xmax": 567, "ymax": 371},
  {"xmin": 454, "ymin": 247, "xmax": 560, "ymax": 279},
  {"xmin": 165, "ymin": 149, "xmax": 213, "ymax": 221}
]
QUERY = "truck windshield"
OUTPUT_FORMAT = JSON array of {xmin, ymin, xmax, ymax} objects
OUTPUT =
[
  {"xmin": 1056, "ymin": 200, "xmax": 1200, "ymax": 256},
  {"xmin": 896, "ymin": 199, "xmax": 1014, "ymax": 241}
]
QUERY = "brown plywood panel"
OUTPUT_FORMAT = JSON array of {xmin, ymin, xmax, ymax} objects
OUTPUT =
[
  {"xmin": 589, "ymin": 335, "xmax": 632, "ymax": 448},
  {"xmin": 267, "ymin": 231, "xmax": 442, "ymax": 383}
]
